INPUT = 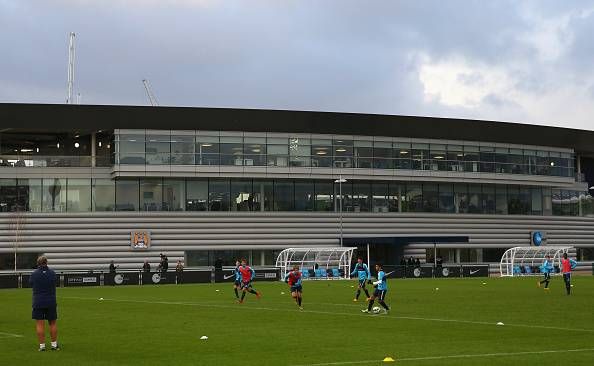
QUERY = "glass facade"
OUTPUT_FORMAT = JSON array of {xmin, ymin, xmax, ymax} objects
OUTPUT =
[
  {"xmin": 0, "ymin": 131, "xmax": 113, "ymax": 167},
  {"xmin": 114, "ymin": 131, "xmax": 575, "ymax": 178},
  {"xmin": 1, "ymin": 177, "xmax": 591, "ymax": 216}
]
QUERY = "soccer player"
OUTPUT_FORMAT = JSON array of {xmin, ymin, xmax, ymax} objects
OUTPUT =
[
  {"xmin": 350, "ymin": 257, "xmax": 370, "ymax": 302},
  {"xmin": 362, "ymin": 263, "xmax": 389, "ymax": 314},
  {"xmin": 561, "ymin": 253, "xmax": 578, "ymax": 295},
  {"xmin": 30, "ymin": 256, "xmax": 59, "ymax": 351},
  {"xmin": 233, "ymin": 260, "xmax": 242, "ymax": 300},
  {"xmin": 284, "ymin": 265, "xmax": 303, "ymax": 310},
  {"xmin": 538, "ymin": 255, "xmax": 553, "ymax": 290},
  {"xmin": 238, "ymin": 259, "xmax": 261, "ymax": 303}
]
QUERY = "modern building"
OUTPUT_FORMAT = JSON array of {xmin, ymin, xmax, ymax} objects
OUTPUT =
[{"xmin": 0, "ymin": 103, "xmax": 593, "ymax": 271}]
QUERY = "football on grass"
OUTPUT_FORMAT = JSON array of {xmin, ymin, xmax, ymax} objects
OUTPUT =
[{"xmin": 372, "ymin": 306, "xmax": 381, "ymax": 314}]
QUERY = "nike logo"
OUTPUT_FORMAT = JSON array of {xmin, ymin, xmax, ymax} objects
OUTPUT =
[
  {"xmin": 469, "ymin": 269, "xmax": 480, "ymax": 275},
  {"xmin": 223, "ymin": 274, "xmax": 235, "ymax": 280}
]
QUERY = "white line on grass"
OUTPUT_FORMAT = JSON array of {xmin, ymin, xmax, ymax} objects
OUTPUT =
[
  {"xmin": 289, "ymin": 348, "xmax": 594, "ymax": 365},
  {"xmin": 62, "ymin": 296, "xmax": 594, "ymax": 334},
  {"xmin": 0, "ymin": 332, "xmax": 24, "ymax": 339}
]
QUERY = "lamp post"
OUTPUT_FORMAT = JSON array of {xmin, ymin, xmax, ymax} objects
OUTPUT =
[{"xmin": 334, "ymin": 176, "xmax": 347, "ymax": 247}]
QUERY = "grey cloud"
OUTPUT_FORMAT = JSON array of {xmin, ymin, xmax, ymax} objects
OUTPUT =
[{"xmin": 0, "ymin": 0, "xmax": 593, "ymax": 130}]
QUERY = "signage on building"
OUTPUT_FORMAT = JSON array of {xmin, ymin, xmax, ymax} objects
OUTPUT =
[
  {"xmin": 531, "ymin": 231, "xmax": 546, "ymax": 246},
  {"xmin": 131, "ymin": 231, "xmax": 151, "ymax": 250}
]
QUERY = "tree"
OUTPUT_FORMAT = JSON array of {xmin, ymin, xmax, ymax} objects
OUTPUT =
[{"xmin": 8, "ymin": 210, "xmax": 26, "ymax": 272}]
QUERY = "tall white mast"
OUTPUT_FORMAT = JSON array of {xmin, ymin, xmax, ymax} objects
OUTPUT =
[
  {"xmin": 67, "ymin": 32, "xmax": 76, "ymax": 104},
  {"xmin": 142, "ymin": 79, "xmax": 158, "ymax": 106}
]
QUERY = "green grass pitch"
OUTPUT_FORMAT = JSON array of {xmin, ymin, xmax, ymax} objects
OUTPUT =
[{"xmin": 1, "ymin": 277, "xmax": 593, "ymax": 365}]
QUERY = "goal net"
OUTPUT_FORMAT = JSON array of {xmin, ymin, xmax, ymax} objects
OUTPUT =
[
  {"xmin": 499, "ymin": 246, "xmax": 572, "ymax": 277},
  {"xmin": 275, "ymin": 247, "xmax": 356, "ymax": 280}
]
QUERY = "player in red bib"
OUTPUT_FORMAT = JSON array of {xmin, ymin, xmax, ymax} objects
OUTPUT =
[
  {"xmin": 561, "ymin": 253, "xmax": 578, "ymax": 295},
  {"xmin": 237, "ymin": 259, "xmax": 261, "ymax": 303},
  {"xmin": 284, "ymin": 265, "xmax": 303, "ymax": 310}
]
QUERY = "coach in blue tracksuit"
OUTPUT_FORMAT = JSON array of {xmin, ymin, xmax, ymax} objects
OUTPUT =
[{"xmin": 30, "ymin": 256, "xmax": 59, "ymax": 351}]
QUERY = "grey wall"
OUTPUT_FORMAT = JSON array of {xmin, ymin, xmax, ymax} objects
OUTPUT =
[{"xmin": 1, "ymin": 212, "xmax": 593, "ymax": 271}]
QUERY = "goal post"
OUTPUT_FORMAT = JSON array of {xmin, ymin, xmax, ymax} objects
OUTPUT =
[
  {"xmin": 499, "ymin": 246, "xmax": 572, "ymax": 277},
  {"xmin": 275, "ymin": 247, "xmax": 357, "ymax": 280}
]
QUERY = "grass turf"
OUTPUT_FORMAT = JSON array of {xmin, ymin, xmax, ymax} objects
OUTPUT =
[{"xmin": 1, "ymin": 277, "xmax": 593, "ymax": 366}]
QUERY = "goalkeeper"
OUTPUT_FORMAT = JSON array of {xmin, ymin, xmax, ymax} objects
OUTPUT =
[
  {"xmin": 350, "ymin": 257, "xmax": 371, "ymax": 302},
  {"xmin": 362, "ymin": 264, "xmax": 389, "ymax": 314}
]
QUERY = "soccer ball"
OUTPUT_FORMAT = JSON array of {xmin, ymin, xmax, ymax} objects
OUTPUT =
[{"xmin": 372, "ymin": 306, "xmax": 381, "ymax": 314}]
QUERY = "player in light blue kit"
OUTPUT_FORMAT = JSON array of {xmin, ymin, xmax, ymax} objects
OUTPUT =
[
  {"xmin": 537, "ymin": 255, "xmax": 553, "ymax": 290},
  {"xmin": 350, "ymin": 257, "xmax": 371, "ymax": 302},
  {"xmin": 362, "ymin": 263, "xmax": 390, "ymax": 314},
  {"xmin": 233, "ymin": 260, "xmax": 242, "ymax": 300}
]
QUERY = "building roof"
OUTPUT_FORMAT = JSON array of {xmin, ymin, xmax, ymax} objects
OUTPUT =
[{"xmin": 1, "ymin": 103, "xmax": 593, "ymax": 155}]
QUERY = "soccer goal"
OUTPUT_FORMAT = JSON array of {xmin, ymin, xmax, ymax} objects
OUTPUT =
[
  {"xmin": 275, "ymin": 247, "xmax": 356, "ymax": 280},
  {"xmin": 499, "ymin": 246, "xmax": 572, "ymax": 277}
]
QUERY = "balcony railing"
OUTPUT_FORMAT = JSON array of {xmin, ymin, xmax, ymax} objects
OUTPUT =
[{"xmin": 0, "ymin": 155, "xmax": 111, "ymax": 168}]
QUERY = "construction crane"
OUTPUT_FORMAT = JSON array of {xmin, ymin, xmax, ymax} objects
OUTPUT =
[
  {"xmin": 66, "ymin": 32, "xmax": 76, "ymax": 104},
  {"xmin": 142, "ymin": 79, "xmax": 159, "ymax": 106}
]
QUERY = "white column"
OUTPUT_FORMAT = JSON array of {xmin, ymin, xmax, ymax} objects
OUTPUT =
[{"xmin": 91, "ymin": 132, "xmax": 96, "ymax": 168}]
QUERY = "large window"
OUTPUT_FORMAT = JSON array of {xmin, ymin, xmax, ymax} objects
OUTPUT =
[
  {"xmin": 351, "ymin": 182, "xmax": 371, "ymax": 212},
  {"xmin": 333, "ymin": 139, "xmax": 353, "ymax": 168},
  {"xmin": 314, "ymin": 182, "xmax": 333, "ymax": 211},
  {"xmin": 219, "ymin": 136, "xmax": 242, "ymax": 166},
  {"xmin": 186, "ymin": 179, "xmax": 208, "ymax": 211},
  {"xmin": 118, "ymin": 133, "xmax": 145, "ymax": 164},
  {"xmin": 311, "ymin": 139, "xmax": 332, "ymax": 168},
  {"xmin": 115, "ymin": 179, "xmax": 139, "ymax": 211},
  {"xmin": 93, "ymin": 179, "xmax": 115, "ymax": 211},
  {"xmin": 196, "ymin": 135, "xmax": 219, "ymax": 165},
  {"xmin": 145, "ymin": 134, "xmax": 170, "ymax": 165},
  {"xmin": 231, "ymin": 179, "xmax": 253, "ymax": 211},
  {"xmin": 274, "ymin": 180, "xmax": 294, "ymax": 211},
  {"xmin": 0, "ymin": 179, "xmax": 17, "ymax": 212},
  {"xmin": 252, "ymin": 180, "xmax": 273, "ymax": 211},
  {"xmin": 209, "ymin": 179, "xmax": 230, "ymax": 211},
  {"xmin": 294, "ymin": 181, "xmax": 314, "ymax": 211},
  {"xmin": 438, "ymin": 183, "xmax": 454, "ymax": 213},
  {"xmin": 267, "ymin": 138, "xmax": 288, "ymax": 167},
  {"xmin": 171, "ymin": 135, "xmax": 194, "ymax": 165},
  {"xmin": 111, "ymin": 131, "xmax": 576, "ymax": 178},
  {"xmin": 140, "ymin": 179, "xmax": 163, "ymax": 211},
  {"xmin": 373, "ymin": 141, "xmax": 393, "ymax": 169},
  {"xmin": 405, "ymin": 184, "xmax": 423, "ymax": 212},
  {"xmin": 423, "ymin": 184, "xmax": 439, "ymax": 212},
  {"xmin": 243, "ymin": 137, "xmax": 266, "ymax": 166},
  {"xmin": 371, "ymin": 182, "xmax": 389, "ymax": 213},
  {"xmin": 289, "ymin": 137, "xmax": 310, "ymax": 167},
  {"xmin": 18, "ymin": 178, "xmax": 42, "ymax": 212},
  {"xmin": 66, "ymin": 178, "xmax": 91, "ymax": 212},
  {"xmin": 163, "ymin": 179, "xmax": 185, "ymax": 211},
  {"xmin": 0, "ymin": 176, "xmax": 585, "ymax": 217},
  {"xmin": 42, "ymin": 178, "xmax": 66, "ymax": 212}
]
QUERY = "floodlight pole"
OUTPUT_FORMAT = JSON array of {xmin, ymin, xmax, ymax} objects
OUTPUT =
[{"xmin": 335, "ymin": 176, "xmax": 347, "ymax": 247}]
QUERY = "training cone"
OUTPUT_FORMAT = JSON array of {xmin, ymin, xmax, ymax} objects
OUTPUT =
[{"xmin": 383, "ymin": 357, "xmax": 395, "ymax": 362}]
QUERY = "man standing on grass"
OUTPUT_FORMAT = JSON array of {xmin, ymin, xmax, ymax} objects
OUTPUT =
[
  {"xmin": 237, "ymin": 259, "xmax": 261, "ymax": 303},
  {"xmin": 561, "ymin": 253, "xmax": 578, "ymax": 295},
  {"xmin": 362, "ymin": 264, "xmax": 390, "ymax": 315},
  {"xmin": 350, "ymin": 257, "xmax": 370, "ymax": 302},
  {"xmin": 538, "ymin": 255, "xmax": 553, "ymax": 290},
  {"xmin": 30, "ymin": 256, "xmax": 59, "ymax": 351},
  {"xmin": 284, "ymin": 265, "xmax": 304, "ymax": 310},
  {"xmin": 233, "ymin": 260, "xmax": 242, "ymax": 300}
]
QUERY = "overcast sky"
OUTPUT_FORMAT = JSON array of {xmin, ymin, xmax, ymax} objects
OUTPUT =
[{"xmin": 1, "ymin": 0, "xmax": 594, "ymax": 130}]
